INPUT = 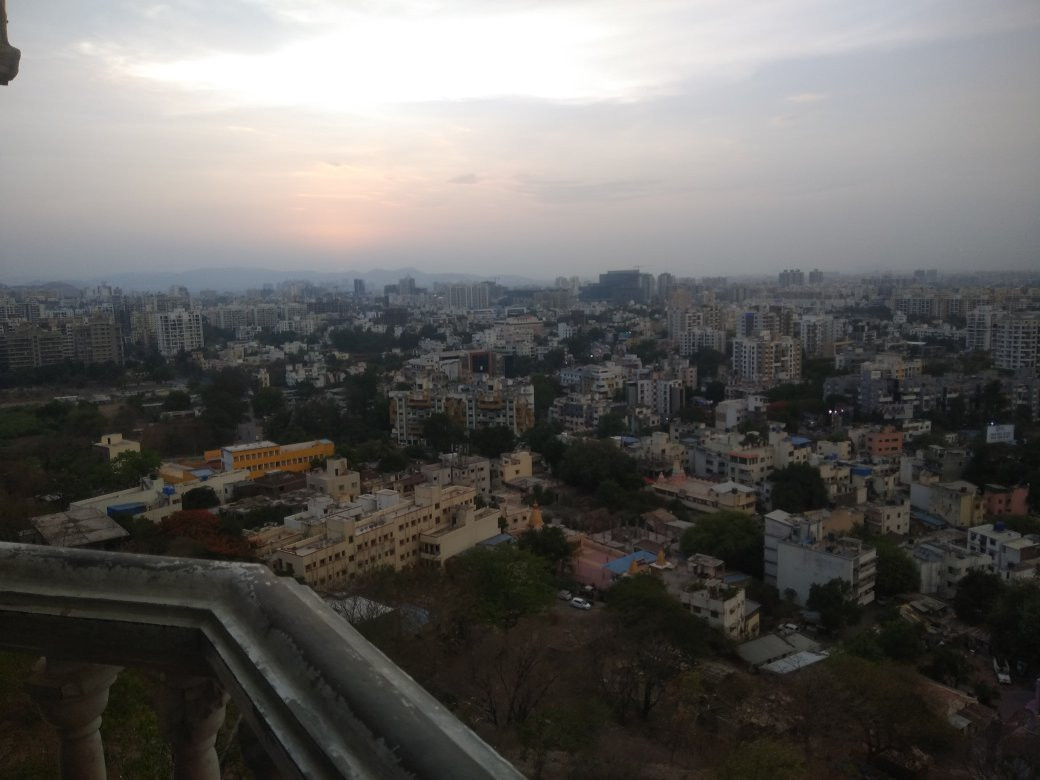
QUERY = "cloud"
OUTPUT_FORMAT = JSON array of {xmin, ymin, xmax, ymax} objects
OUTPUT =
[
  {"xmin": 73, "ymin": 1, "xmax": 1040, "ymax": 109},
  {"xmin": 448, "ymin": 173, "xmax": 481, "ymax": 184}
]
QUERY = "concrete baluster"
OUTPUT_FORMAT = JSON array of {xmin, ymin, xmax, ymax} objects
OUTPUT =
[
  {"xmin": 26, "ymin": 658, "xmax": 123, "ymax": 780},
  {"xmin": 154, "ymin": 673, "xmax": 230, "ymax": 780}
]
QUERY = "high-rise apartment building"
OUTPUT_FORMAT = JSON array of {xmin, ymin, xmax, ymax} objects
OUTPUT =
[
  {"xmin": 155, "ymin": 309, "xmax": 204, "ymax": 357},
  {"xmin": 991, "ymin": 313, "xmax": 1039, "ymax": 372}
]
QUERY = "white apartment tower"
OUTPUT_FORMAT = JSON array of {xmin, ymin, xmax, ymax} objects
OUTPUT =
[{"xmin": 156, "ymin": 309, "xmax": 204, "ymax": 357}]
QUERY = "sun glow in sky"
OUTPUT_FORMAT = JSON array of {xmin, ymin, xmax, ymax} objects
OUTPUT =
[{"xmin": 2, "ymin": 1, "xmax": 1039, "ymax": 282}]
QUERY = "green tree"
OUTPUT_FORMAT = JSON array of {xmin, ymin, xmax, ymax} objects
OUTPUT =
[
  {"xmin": 530, "ymin": 373, "xmax": 562, "ymax": 421},
  {"xmin": 770, "ymin": 463, "xmax": 829, "ymax": 513},
  {"xmin": 181, "ymin": 486, "xmax": 220, "ymax": 510},
  {"xmin": 601, "ymin": 576, "xmax": 713, "ymax": 722},
  {"xmin": 517, "ymin": 525, "xmax": 577, "ymax": 576},
  {"xmin": 874, "ymin": 542, "xmax": 920, "ymax": 598},
  {"xmin": 557, "ymin": 439, "xmax": 642, "ymax": 493},
  {"xmin": 107, "ymin": 450, "xmax": 161, "ymax": 488},
  {"xmin": 922, "ymin": 646, "xmax": 973, "ymax": 687},
  {"xmin": 821, "ymin": 655, "xmax": 958, "ymax": 758},
  {"xmin": 518, "ymin": 703, "xmax": 606, "ymax": 780},
  {"xmin": 679, "ymin": 511, "xmax": 764, "ymax": 578},
  {"xmin": 162, "ymin": 390, "xmax": 192, "ymax": 412},
  {"xmin": 469, "ymin": 425, "xmax": 516, "ymax": 458},
  {"xmin": 377, "ymin": 450, "xmax": 409, "ymax": 473},
  {"xmin": 523, "ymin": 423, "xmax": 566, "ymax": 473},
  {"xmin": 422, "ymin": 412, "xmax": 466, "ymax": 453},
  {"xmin": 875, "ymin": 619, "xmax": 924, "ymax": 662},
  {"xmin": 251, "ymin": 386, "xmax": 286, "ymax": 418},
  {"xmin": 451, "ymin": 546, "xmax": 555, "ymax": 629},
  {"xmin": 595, "ymin": 412, "xmax": 626, "ymax": 438},
  {"xmin": 703, "ymin": 381, "xmax": 726, "ymax": 404},
  {"xmin": 953, "ymin": 569, "xmax": 1005, "ymax": 625},
  {"xmin": 989, "ymin": 580, "xmax": 1040, "ymax": 668},
  {"xmin": 807, "ymin": 578, "xmax": 861, "ymax": 634}
]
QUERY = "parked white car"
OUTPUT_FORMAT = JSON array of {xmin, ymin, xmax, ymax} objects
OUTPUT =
[
  {"xmin": 569, "ymin": 597, "xmax": 592, "ymax": 610},
  {"xmin": 993, "ymin": 658, "xmax": 1011, "ymax": 685}
]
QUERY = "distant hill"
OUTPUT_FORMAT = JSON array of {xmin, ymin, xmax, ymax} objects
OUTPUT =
[{"xmin": 8, "ymin": 268, "xmax": 551, "ymax": 294}]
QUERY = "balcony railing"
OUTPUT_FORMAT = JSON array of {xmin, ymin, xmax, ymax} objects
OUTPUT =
[{"xmin": 0, "ymin": 541, "xmax": 523, "ymax": 779}]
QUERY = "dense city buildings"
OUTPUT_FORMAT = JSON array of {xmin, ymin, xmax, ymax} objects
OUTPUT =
[{"xmin": 2, "ymin": 264, "xmax": 1040, "ymax": 777}]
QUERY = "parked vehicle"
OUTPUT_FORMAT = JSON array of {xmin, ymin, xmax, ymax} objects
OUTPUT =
[
  {"xmin": 557, "ymin": 589, "xmax": 572, "ymax": 601},
  {"xmin": 569, "ymin": 597, "xmax": 592, "ymax": 611},
  {"xmin": 993, "ymin": 658, "xmax": 1011, "ymax": 685}
]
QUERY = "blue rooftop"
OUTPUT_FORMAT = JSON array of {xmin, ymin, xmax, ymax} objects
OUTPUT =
[
  {"xmin": 106, "ymin": 502, "xmax": 147, "ymax": 517},
  {"xmin": 479, "ymin": 533, "xmax": 514, "ymax": 547},
  {"xmin": 603, "ymin": 550, "xmax": 657, "ymax": 575},
  {"xmin": 851, "ymin": 466, "xmax": 873, "ymax": 477},
  {"xmin": 790, "ymin": 436, "xmax": 812, "ymax": 447}
]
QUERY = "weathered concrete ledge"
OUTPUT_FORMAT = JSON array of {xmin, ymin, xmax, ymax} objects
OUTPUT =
[{"xmin": 0, "ymin": 542, "xmax": 524, "ymax": 780}]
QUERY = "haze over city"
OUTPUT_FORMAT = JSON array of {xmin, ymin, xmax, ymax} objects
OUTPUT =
[{"xmin": 2, "ymin": 0, "xmax": 1039, "ymax": 283}]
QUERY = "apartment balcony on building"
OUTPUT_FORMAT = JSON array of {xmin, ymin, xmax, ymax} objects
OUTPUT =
[{"xmin": 0, "ymin": 541, "xmax": 522, "ymax": 780}]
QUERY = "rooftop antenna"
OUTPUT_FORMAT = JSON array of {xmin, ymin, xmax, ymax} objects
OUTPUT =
[{"xmin": 0, "ymin": 0, "xmax": 20, "ymax": 85}]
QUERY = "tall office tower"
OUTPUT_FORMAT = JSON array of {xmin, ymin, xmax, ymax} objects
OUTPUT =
[{"xmin": 354, "ymin": 278, "xmax": 366, "ymax": 297}]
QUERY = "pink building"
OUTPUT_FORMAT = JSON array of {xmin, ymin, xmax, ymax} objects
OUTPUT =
[{"xmin": 983, "ymin": 484, "xmax": 1029, "ymax": 517}]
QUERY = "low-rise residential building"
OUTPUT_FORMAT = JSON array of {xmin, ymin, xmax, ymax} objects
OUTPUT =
[
  {"xmin": 68, "ymin": 468, "xmax": 250, "ymax": 524},
  {"xmin": 764, "ymin": 509, "xmax": 877, "ymax": 606},
  {"xmin": 865, "ymin": 499, "xmax": 911, "ymax": 536},
  {"xmin": 306, "ymin": 457, "xmax": 361, "ymax": 501},
  {"xmin": 911, "ymin": 480, "xmax": 984, "ymax": 529},
  {"xmin": 93, "ymin": 433, "xmax": 141, "ymax": 461},
  {"xmin": 421, "ymin": 454, "xmax": 492, "ymax": 497},
  {"xmin": 207, "ymin": 439, "xmax": 336, "ymax": 479},
  {"xmin": 982, "ymin": 484, "xmax": 1029, "ymax": 517},
  {"xmin": 497, "ymin": 450, "xmax": 533, "ymax": 485},
  {"xmin": 967, "ymin": 522, "xmax": 1040, "ymax": 582},
  {"xmin": 913, "ymin": 535, "xmax": 991, "ymax": 598},
  {"xmin": 689, "ymin": 434, "xmax": 774, "ymax": 488},
  {"xmin": 677, "ymin": 554, "xmax": 760, "ymax": 640},
  {"xmin": 262, "ymin": 484, "xmax": 496, "ymax": 590},
  {"xmin": 418, "ymin": 507, "xmax": 502, "ymax": 564},
  {"xmin": 649, "ymin": 476, "xmax": 757, "ymax": 514},
  {"xmin": 865, "ymin": 426, "xmax": 904, "ymax": 458}
]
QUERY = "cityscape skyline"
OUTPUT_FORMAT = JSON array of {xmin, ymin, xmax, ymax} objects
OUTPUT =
[{"xmin": 2, "ymin": 1, "xmax": 1039, "ymax": 281}]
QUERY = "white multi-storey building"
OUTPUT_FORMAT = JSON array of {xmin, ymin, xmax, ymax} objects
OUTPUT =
[
  {"xmin": 155, "ymin": 309, "xmax": 204, "ymax": 357},
  {"xmin": 764, "ymin": 509, "xmax": 877, "ymax": 606},
  {"xmin": 991, "ymin": 313, "xmax": 1039, "ymax": 372}
]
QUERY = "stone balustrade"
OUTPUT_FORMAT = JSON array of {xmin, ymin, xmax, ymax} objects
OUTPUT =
[{"xmin": 0, "ymin": 541, "xmax": 523, "ymax": 779}]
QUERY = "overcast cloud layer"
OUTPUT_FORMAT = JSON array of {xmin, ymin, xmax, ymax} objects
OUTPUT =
[{"xmin": 2, "ymin": 1, "xmax": 1039, "ymax": 283}]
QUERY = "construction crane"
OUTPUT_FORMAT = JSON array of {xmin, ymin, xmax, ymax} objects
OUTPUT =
[{"xmin": 0, "ymin": 0, "xmax": 20, "ymax": 85}]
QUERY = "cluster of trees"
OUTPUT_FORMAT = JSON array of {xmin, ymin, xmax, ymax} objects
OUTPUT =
[
  {"xmin": 955, "ymin": 570, "xmax": 1040, "ymax": 669},
  {"xmin": 679, "ymin": 510, "xmax": 764, "ymax": 578},
  {"xmin": 769, "ymin": 463, "xmax": 829, "ymax": 513},
  {"xmin": 0, "ymin": 360, "xmax": 127, "ymax": 390},
  {"xmin": 963, "ymin": 441, "xmax": 1040, "ymax": 512},
  {"xmin": 599, "ymin": 575, "xmax": 716, "ymax": 722},
  {"xmin": 119, "ymin": 509, "xmax": 255, "ymax": 560},
  {"xmin": 264, "ymin": 372, "xmax": 391, "ymax": 451}
]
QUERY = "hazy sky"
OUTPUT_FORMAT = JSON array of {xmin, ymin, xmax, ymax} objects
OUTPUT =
[{"xmin": 2, "ymin": 1, "xmax": 1039, "ymax": 283}]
